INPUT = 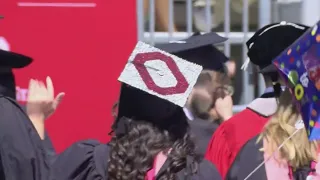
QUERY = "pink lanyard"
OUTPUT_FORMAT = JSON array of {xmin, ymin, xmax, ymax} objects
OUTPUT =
[
  {"xmin": 145, "ymin": 150, "xmax": 171, "ymax": 180},
  {"xmin": 288, "ymin": 161, "xmax": 317, "ymax": 180},
  {"xmin": 145, "ymin": 156, "xmax": 158, "ymax": 180}
]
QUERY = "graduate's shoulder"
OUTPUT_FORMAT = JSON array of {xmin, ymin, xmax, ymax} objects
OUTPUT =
[
  {"xmin": 49, "ymin": 139, "xmax": 110, "ymax": 180},
  {"xmin": 223, "ymin": 108, "xmax": 258, "ymax": 124},
  {"xmin": 211, "ymin": 108, "xmax": 253, "ymax": 137},
  {"xmin": 0, "ymin": 95, "xmax": 22, "ymax": 110},
  {"xmin": 195, "ymin": 159, "xmax": 222, "ymax": 179},
  {"xmin": 66, "ymin": 139, "xmax": 110, "ymax": 170}
]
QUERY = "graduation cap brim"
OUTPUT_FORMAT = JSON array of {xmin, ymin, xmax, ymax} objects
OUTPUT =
[
  {"xmin": 156, "ymin": 32, "xmax": 227, "ymax": 54},
  {"xmin": 259, "ymin": 64, "xmax": 277, "ymax": 73},
  {"xmin": 0, "ymin": 50, "xmax": 33, "ymax": 68}
]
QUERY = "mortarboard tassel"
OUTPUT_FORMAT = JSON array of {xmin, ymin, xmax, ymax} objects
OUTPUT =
[
  {"xmin": 273, "ymin": 82, "xmax": 282, "ymax": 99},
  {"xmin": 241, "ymin": 57, "xmax": 251, "ymax": 71},
  {"xmin": 271, "ymin": 73, "xmax": 282, "ymax": 100},
  {"xmin": 242, "ymin": 41, "xmax": 254, "ymax": 71}
]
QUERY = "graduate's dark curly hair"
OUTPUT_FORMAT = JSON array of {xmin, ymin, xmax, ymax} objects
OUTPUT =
[{"xmin": 107, "ymin": 103, "xmax": 199, "ymax": 180}]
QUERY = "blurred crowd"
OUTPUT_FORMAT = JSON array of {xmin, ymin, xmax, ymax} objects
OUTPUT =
[
  {"xmin": 0, "ymin": 7, "xmax": 320, "ymax": 180},
  {"xmin": 143, "ymin": 0, "xmax": 259, "ymax": 32}
]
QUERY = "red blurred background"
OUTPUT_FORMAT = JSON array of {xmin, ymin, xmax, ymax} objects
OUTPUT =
[{"xmin": 0, "ymin": 0, "xmax": 137, "ymax": 152}]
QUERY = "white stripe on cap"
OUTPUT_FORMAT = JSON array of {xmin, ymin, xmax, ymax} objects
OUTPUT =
[
  {"xmin": 168, "ymin": 40, "xmax": 187, "ymax": 44},
  {"xmin": 241, "ymin": 21, "xmax": 307, "ymax": 71},
  {"xmin": 258, "ymin": 21, "xmax": 306, "ymax": 36}
]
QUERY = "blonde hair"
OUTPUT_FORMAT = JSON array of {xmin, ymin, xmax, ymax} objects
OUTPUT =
[
  {"xmin": 189, "ymin": 70, "xmax": 231, "ymax": 120},
  {"xmin": 260, "ymin": 89, "xmax": 318, "ymax": 168}
]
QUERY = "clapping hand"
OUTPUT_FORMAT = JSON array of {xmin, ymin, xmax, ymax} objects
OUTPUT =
[{"xmin": 27, "ymin": 76, "xmax": 65, "ymax": 121}]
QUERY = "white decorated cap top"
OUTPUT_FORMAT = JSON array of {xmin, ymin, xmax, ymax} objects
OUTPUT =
[{"xmin": 118, "ymin": 41, "xmax": 203, "ymax": 107}]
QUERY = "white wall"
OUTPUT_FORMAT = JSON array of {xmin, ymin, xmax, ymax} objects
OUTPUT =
[{"xmin": 302, "ymin": 0, "xmax": 320, "ymax": 26}]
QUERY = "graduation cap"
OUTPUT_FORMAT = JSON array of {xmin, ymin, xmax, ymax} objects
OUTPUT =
[
  {"xmin": 242, "ymin": 21, "xmax": 310, "ymax": 73},
  {"xmin": 156, "ymin": 31, "xmax": 227, "ymax": 54},
  {"xmin": 114, "ymin": 83, "xmax": 188, "ymax": 138},
  {"xmin": 113, "ymin": 41, "xmax": 203, "ymax": 138},
  {"xmin": 156, "ymin": 32, "xmax": 228, "ymax": 72},
  {"xmin": 0, "ymin": 49, "xmax": 33, "ymax": 99}
]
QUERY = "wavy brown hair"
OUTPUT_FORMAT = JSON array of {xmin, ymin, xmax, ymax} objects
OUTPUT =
[
  {"xmin": 259, "ymin": 89, "xmax": 318, "ymax": 169},
  {"xmin": 108, "ymin": 104, "xmax": 199, "ymax": 180}
]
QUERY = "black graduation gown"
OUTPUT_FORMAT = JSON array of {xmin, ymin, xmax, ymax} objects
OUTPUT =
[
  {"xmin": 188, "ymin": 118, "xmax": 219, "ymax": 157},
  {"xmin": 48, "ymin": 140, "xmax": 222, "ymax": 180},
  {"xmin": 226, "ymin": 135, "xmax": 266, "ymax": 180},
  {"xmin": 0, "ymin": 95, "xmax": 49, "ymax": 180},
  {"xmin": 20, "ymin": 105, "xmax": 56, "ymax": 161}
]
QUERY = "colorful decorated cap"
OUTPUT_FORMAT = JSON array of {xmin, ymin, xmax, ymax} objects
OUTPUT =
[
  {"xmin": 242, "ymin": 21, "xmax": 310, "ymax": 73},
  {"xmin": 272, "ymin": 20, "xmax": 320, "ymax": 140},
  {"xmin": 157, "ymin": 32, "xmax": 228, "ymax": 71},
  {"xmin": 113, "ymin": 41, "xmax": 203, "ymax": 136}
]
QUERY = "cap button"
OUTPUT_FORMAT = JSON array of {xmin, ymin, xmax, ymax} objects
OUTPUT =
[{"xmin": 280, "ymin": 21, "xmax": 287, "ymax": 25}]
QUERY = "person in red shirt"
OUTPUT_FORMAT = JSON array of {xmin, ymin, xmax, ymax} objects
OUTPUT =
[{"xmin": 204, "ymin": 21, "xmax": 310, "ymax": 179}]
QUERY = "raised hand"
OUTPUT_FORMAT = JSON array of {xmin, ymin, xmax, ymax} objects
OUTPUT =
[
  {"xmin": 214, "ymin": 95, "xmax": 233, "ymax": 121},
  {"xmin": 27, "ymin": 76, "xmax": 65, "ymax": 120}
]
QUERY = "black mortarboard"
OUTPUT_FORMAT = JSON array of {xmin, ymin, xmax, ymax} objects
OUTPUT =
[
  {"xmin": 156, "ymin": 32, "xmax": 228, "ymax": 71},
  {"xmin": 245, "ymin": 21, "xmax": 309, "ymax": 73},
  {"xmin": 113, "ymin": 84, "xmax": 188, "ymax": 139},
  {"xmin": 156, "ymin": 31, "xmax": 227, "ymax": 54},
  {"xmin": 0, "ymin": 50, "xmax": 33, "ymax": 69},
  {"xmin": 0, "ymin": 50, "xmax": 33, "ymax": 99}
]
